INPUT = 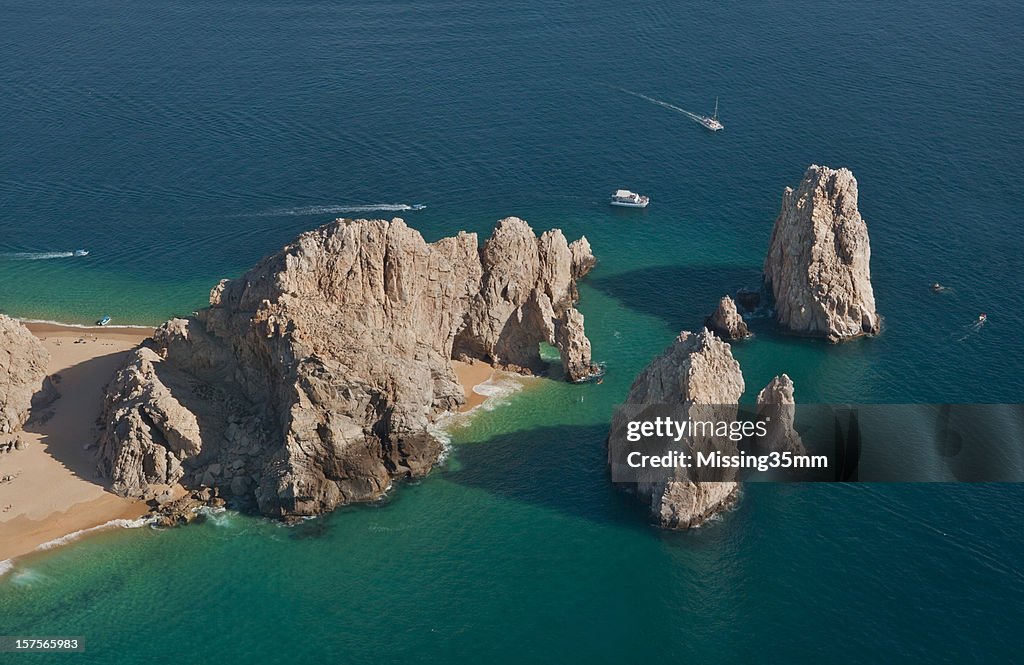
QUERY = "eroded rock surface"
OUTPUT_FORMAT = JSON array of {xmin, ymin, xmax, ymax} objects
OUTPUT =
[
  {"xmin": 98, "ymin": 217, "xmax": 598, "ymax": 517},
  {"xmin": 610, "ymin": 329, "xmax": 744, "ymax": 529},
  {"xmin": 0, "ymin": 315, "xmax": 49, "ymax": 434},
  {"xmin": 754, "ymin": 374, "xmax": 805, "ymax": 455},
  {"xmin": 704, "ymin": 295, "xmax": 751, "ymax": 340},
  {"xmin": 763, "ymin": 165, "xmax": 880, "ymax": 342}
]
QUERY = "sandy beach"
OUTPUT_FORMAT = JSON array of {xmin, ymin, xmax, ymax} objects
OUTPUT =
[
  {"xmin": 0, "ymin": 323, "xmax": 152, "ymax": 562},
  {"xmin": 452, "ymin": 359, "xmax": 496, "ymax": 412},
  {"xmin": 0, "ymin": 324, "xmax": 501, "ymax": 564}
]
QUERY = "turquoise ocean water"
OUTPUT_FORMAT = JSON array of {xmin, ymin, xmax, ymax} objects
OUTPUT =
[{"xmin": 2, "ymin": 1, "xmax": 1023, "ymax": 661}]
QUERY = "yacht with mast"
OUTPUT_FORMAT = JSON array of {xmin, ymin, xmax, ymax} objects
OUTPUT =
[{"xmin": 697, "ymin": 97, "xmax": 723, "ymax": 131}]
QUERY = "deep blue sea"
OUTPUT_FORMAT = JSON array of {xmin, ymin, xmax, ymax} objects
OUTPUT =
[{"xmin": 2, "ymin": 1, "xmax": 1023, "ymax": 662}]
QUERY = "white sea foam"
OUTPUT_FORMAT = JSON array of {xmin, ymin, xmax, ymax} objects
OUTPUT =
[
  {"xmin": 473, "ymin": 375, "xmax": 526, "ymax": 411},
  {"xmin": 35, "ymin": 516, "xmax": 154, "ymax": 551},
  {"xmin": 427, "ymin": 419, "xmax": 454, "ymax": 462},
  {"xmin": 198, "ymin": 505, "xmax": 233, "ymax": 527},
  {"xmin": 266, "ymin": 203, "xmax": 426, "ymax": 216},
  {"xmin": 0, "ymin": 559, "xmax": 12, "ymax": 577}
]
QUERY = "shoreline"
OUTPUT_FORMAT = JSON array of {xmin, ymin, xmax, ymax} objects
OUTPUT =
[
  {"xmin": 13, "ymin": 317, "xmax": 156, "ymax": 330},
  {"xmin": 0, "ymin": 322, "xmax": 153, "ymax": 563},
  {"xmin": 1, "ymin": 322, "xmax": 511, "ymax": 571}
]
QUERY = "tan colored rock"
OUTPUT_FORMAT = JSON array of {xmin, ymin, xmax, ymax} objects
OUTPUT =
[
  {"xmin": 763, "ymin": 165, "xmax": 880, "ymax": 342},
  {"xmin": 0, "ymin": 315, "xmax": 49, "ymax": 434},
  {"xmin": 569, "ymin": 236, "xmax": 596, "ymax": 279},
  {"xmin": 704, "ymin": 295, "xmax": 751, "ymax": 340},
  {"xmin": 99, "ymin": 217, "xmax": 597, "ymax": 517},
  {"xmin": 97, "ymin": 346, "xmax": 202, "ymax": 495},
  {"xmin": 611, "ymin": 329, "xmax": 744, "ymax": 529},
  {"xmin": 754, "ymin": 374, "xmax": 805, "ymax": 455}
]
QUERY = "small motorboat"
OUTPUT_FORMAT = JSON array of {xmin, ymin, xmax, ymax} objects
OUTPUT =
[
  {"xmin": 978, "ymin": 313, "xmax": 987, "ymax": 323},
  {"xmin": 610, "ymin": 190, "xmax": 649, "ymax": 208},
  {"xmin": 96, "ymin": 315, "xmax": 111, "ymax": 326},
  {"xmin": 74, "ymin": 249, "xmax": 89, "ymax": 257}
]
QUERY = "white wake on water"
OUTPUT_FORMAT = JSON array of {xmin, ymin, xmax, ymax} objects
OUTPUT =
[
  {"xmin": 265, "ymin": 203, "xmax": 427, "ymax": 216},
  {"xmin": 617, "ymin": 88, "xmax": 709, "ymax": 127},
  {"xmin": 0, "ymin": 251, "xmax": 78, "ymax": 260}
]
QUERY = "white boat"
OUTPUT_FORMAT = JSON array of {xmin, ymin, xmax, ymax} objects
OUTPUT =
[
  {"xmin": 74, "ymin": 249, "xmax": 89, "ymax": 257},
  {"xmin": 697, "ymin": 97, "xmax": 723, "ymax": 131},
  {"xmin": 610, "ymin": 189, "xmax": 650, "ymax": 208}
]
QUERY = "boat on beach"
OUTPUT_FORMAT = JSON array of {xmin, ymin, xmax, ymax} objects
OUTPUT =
[
  {"xmin": 610, "ymin": 189, "xmax": 650, "ymax": 208},
  {"xmin": 96, "ymin": 315, "xmax": 111, "ymax": 326}
]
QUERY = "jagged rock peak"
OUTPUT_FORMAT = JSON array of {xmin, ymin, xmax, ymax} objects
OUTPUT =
[
  {"xmin": 99, "ymin": 217, "xmax": 598, "ymax": 517},
  {"xmin": 763, "ymin": 165, "xmax": 880, "ymax": 342},
  {"xmin": 612, "ymin": 328, "xmax": 744, "ymax": 529},
  {"xmin": 754, "ymin": 374, "xmax": 805, "ymax": 455},
  {"xmin": 704, "ymin": 295, "xmax": 751, "ymax": 340},
  {"xmin": 0, "ymin": 315, "xmax": 49, "ymax": 434}
]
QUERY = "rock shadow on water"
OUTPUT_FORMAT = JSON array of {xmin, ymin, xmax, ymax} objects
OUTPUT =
[
  {"xmin": 442, "ymin": 423, "xmax": 658, "ymax": 532},
  {"xmin": 590, "ymin": 264, "xmax": 763, "ymax": 331}
]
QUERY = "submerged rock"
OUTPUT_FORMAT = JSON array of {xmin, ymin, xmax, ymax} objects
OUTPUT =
[
  {"xmin": 0, "ymin": 315, "xmax": 49, "ymax": 434},
  {"xmin": 763, "ymin": 165, "xmax": 880, "ymax": 342},
  {"xmin": 99, "ymin": 217, "xmax": 597, "ymax": 518},
  {"xmin": 704, "ymin": 295, "xmax": 751, "ymax": 340},
  {"xmin": 610, "ymin": 328, "xmax": 744, "ymax": 529}
]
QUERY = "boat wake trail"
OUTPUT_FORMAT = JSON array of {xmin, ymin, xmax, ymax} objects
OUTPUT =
[
  {"xmin": 263, "ymin": 203, "xmax": 427, "ymax": 217},
  {"xmin": 0, "ymin": 251, "xmax": 77, "ymax": 260},
  {"xmin": 617, "ymin": 88, "xmax": 707, "ymax": 127},
  {"xmin": 955, "ymin": 317, "xmax": 987, "ymax": 342}
]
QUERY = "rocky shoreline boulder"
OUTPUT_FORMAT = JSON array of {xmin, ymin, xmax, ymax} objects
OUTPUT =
[
  {"xmin": 610, "ymin": 328, "xmax": 744, "ymax": 529},
  {"xmin": 98, "ymin": 217, "xmax": 598, "ymax": 518},
  {"xmin": 763, "ymin": 165, "xmax": 880, "ymax": 342},
  {"xmin": 0, "ymin": 315, "xmax": 49, "ymax": 435}
]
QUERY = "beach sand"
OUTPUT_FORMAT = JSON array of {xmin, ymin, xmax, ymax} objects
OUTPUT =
[
  {"xmin": 0, "ymin": 323, "xmax": 152, "ymax": 562},
  {"xmin": 1, "ymin": 325, "xmax": 501, "ymax": 564},
  {"xmin": 452, "ymin": 359, "xmax": 496, "ymax": 412}
]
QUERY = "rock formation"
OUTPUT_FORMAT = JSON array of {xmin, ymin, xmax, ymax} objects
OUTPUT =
[
  {"xmin": 0, "ymin": 315, "xmax": 49, "ymax": 434},
  {"xmin": 98, "ymin": 217, "xmax": 598, "ymax": 518},
  {"xmin": 610, "ymin": 328, "xmax": 744, "ymax": 529},
  {"xmin": 754, "ymin": 374, "xmax": 804, "ymax": 455},
  {"xmin": 704, "ymin": 295, "xmax": 751, "ymax": 340},
  {"xmin": 763, "ymin": 165, "xmax": 880, "ymax": 342}
]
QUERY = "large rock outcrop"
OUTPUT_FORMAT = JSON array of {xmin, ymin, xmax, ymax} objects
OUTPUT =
[
  {"xmin": 704, "ymin": 295, "xmax": 751, "ymax": 340},
  {"xmin": 610, "ymin": 329, "xmax": 744, "ymax": 529},
  {"xmin": 98, "ymin": 217, "xmax": 598, "ymax": 517},
  {"xmin": 763, "ymin": 165, "xmax": 880, "ymax": 342},
  {"xmin": 0, "ymin": 315, "xmax": 49, "ymax": 434}
]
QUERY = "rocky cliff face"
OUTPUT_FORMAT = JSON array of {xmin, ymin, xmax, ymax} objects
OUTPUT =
[
  {"xmin": 98, "ymin": 217, "xmax": 598, "ymax": 517},
  {"xmin": 0, "ymin": 315, "xmax": 49, "ymax": 434},
  {"xmin": 704, "ymin": 295, "xmax": 751, "ymax": 340},
  {"xmin": 754, "ymin": 374, "xmax": 804, "ymax": 455},
  {"xmin": 763, "ymin": 165, "xmax": 880, "ymax": 342},
  {"xmin": 611, "ymin": 329, "xmax": 744, "ymax": 529}
]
